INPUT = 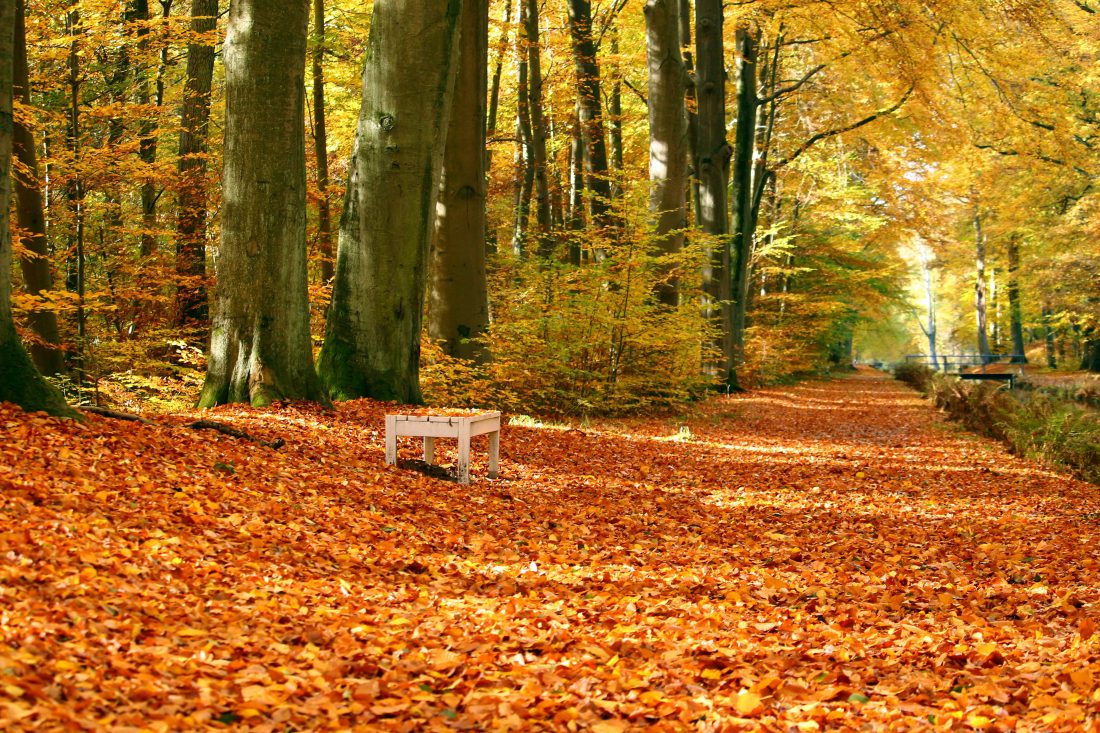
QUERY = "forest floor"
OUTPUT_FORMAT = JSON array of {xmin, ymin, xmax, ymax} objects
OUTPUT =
[{"xmin": 1, "ymin": 368, "xmax": 1098, "ymax": 731}]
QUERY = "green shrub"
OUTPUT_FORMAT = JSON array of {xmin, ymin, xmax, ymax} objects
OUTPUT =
[
  {"xmin": 927, "ymin": 376, "xmax": 1100, "ymax": 485},
  {"xmin": 893, "ymin": 362, "xmax": 935, "ymax": 391}
]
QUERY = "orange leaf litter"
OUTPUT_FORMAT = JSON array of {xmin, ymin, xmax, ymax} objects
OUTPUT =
[{"xmin": 1, "ymin": 369, "xmax": 1097, "ymax": 731}]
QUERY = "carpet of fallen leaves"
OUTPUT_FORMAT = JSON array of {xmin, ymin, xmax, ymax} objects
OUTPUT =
[{"xmin": 1, "ymin": 369, "xmax": 1098, "ymax": 732}]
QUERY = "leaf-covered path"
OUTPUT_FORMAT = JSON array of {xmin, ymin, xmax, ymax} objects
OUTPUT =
[{"xmin": 1, "ymin": 369, "xmax": 1097, "ymax": 731}]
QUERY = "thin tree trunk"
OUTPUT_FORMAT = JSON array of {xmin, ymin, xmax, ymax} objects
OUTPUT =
[
  {"xmin": 524, "ymin": 0, "xmax": 553, "ymax": 258},
  {"xmin": 679, "ymin": 0, "xmax": 699, "ymax": 225},
  {"xmin": 568, "ymin": 0, "xmax": 616, "ymax": 237},
  {"xmin": 174, "ymin": 0, "xmax": 216, "ymax": 328},
  {"xmin": 12, "ymin": 0, "xmax": 63, "ymax": 375},
  {"xmin": 1007, "ymin": 234, "xmax": 1027, "ymax": 363},
  {"xmin": 198, "ymin": 0, "xmax": 322, "ymax": 407},
  {"xmin": 1042, "ymin": 300, "xmax": 1056, "ymax": 368},
  {"xmin": 312, "ymin": 0, "xmax": 334, "ymax": 283},
  {"xmin": 645, "ymin": 0, "xmax": 686, "ymax": 308},
  {"xmin": 728, "ymin": 24, "xmax": 758, "ymax": 389},
  {"xmin": 66, "ymin": 7, "xmax": 87, "ymax": 391},
  {"xmin": 486, "ymin": 0, "xmax": 511, "ymax": 168},
  {"xmin": 0, "ymin": 0, "xmax": 74, "ymax": 416},
  {"xmin": 973, "ymin": 209, "xmax": 992, "ymax": 365},
  {"xmin": 923, "ymin": 256, "xmax": 938, "ymax": 370},
  {"xmin": 608, "ymin": 27, "xmax": 624, "ymax": 198},
  {"xmin": 567, "ymin": 109, "xmax": 584, "ymax": 265},
  {"xmin": 135, "ymin": 0, "xmax": 166, "ymax": 260},
  {"xmin": 694, "ymin": 0, "xmax": 730, "ymax": 382},
  {"xmin": 318, "ymin": 0, "xmax": 462, "ymax": 403},
  {"xmin": 429, "ymin": 0, "xmax": 490, "ymax": 363}
]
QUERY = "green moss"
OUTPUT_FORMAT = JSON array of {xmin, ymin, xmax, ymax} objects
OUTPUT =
[{"xmin": 0, "ymin": 329, "xmax": 78, "ymax": 418}]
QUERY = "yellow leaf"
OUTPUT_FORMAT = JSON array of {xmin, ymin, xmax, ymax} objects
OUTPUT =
[
  {"xmin": 591, "ymin": 721, "xmax": 628, "ymax": 733},
  {"xmin": 701, "ymin": 669, "xmax": 722, "ymax": 680},
  {"xmin": 735, "ymin": 690, "xmax": 763, "ymax": 716},
  {"xmin": 3, "ymin": 684, "xmax": 24, "ymax": 698},
  {"xmin": 177, "ymin": 627, "xmax": 208, "ymax": 637}
]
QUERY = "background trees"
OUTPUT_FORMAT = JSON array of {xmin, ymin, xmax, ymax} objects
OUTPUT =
[{"xmin": 3, "ymin": 0, "xmax": 1099, "ymax": 416}]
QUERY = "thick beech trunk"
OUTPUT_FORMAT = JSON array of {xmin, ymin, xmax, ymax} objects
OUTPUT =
[
  {"xmin": 198, "ymin": 0, "xmax": 322, "ymax": 407},
  {"xmin": 973, "ymin": 211, "xmax": 992, "ymax": 365},
  {"xmin": 608, "ymin": 28, "xmax": 624, "ymax": 193},
  {"xmin": 318, "ymin": 0, "xmax": 462, "ymax": 403},
  {"xmin": 679, "ymin": 0, "xmax": 699, "ymax": 224},
  {"xmin": 428, "ymin": 0, "xmax": 490, "ymax": 363},
  {"xmin": 728, "ymin": 25, "xmax": 758, "ymax": 389},
  {"xmin": 568, "ymin": 0, "xmax": 615, "ymax": 235},
  {"xmin": 312, "ymin": 0, "xmax": 334, "ymax": 283},
  {"xmin": 923, "ymin": 257, "xmax": 939, "ymax": 370},
  {"xmin": 0, "ymin": 0, "xmax": 74, "ymax": 417},
  {"xmin": 174, "ymin": 0, "xmax": 216, "ymax": 328},
  {"xmin": 644, "ymin": 0, "xmax": 686, "ymax": 307},
  {"xmin": 694, "ymin": 0, "xmax": 731, "ymax": 382},
  {"xmin": 12, "ymin": 0, "xmax": 63, "ymax": 375},
  {"xmin": 1007, "ymin": 235, "xmax": 1027, "ymax": 363}
]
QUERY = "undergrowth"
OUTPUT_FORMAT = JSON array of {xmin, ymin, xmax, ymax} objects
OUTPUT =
[{"xmin": 894, "ymin": 365, "xmax": 1100, "ymax": 484}]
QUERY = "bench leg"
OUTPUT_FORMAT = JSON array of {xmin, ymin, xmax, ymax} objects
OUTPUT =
[
  {"xmin": 488, "ymin": 430, "xmax": 499, "ymax": 479},
  {"xmin": 457, "ymin": 421, "xmax": 471, "ymax": 484},
  {"xmin": 423, "ymin": 436, "xmax": 435, "ymax": 463},
  {"xmin": 384, "ymin": 415, "xmax": 397, "ymax": 466}
]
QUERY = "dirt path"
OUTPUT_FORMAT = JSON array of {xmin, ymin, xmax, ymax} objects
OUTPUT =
[{"xmin": 0, "ymin": 369, "xmax": 1097, "ymax": 730}]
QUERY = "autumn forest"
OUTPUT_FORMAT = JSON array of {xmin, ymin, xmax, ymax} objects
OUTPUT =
[{"xmin": 1, "ymin": 0, "xmax": 1099, "ymax": 730}]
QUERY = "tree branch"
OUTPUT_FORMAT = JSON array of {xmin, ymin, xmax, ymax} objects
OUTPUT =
[{"xmin": 774, "ymin": 83, "xmax": 915, "ymax": 169}]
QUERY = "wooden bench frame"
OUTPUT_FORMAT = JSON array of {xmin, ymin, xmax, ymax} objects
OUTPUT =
[{"xmin": 384, "ymin": 411, "xmax": 500, "ymax": 484}]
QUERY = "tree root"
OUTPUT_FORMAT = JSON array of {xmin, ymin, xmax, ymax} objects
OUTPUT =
[{"xmin": 80, "ymin": 407, "xmax": 285, "ymax": 449}]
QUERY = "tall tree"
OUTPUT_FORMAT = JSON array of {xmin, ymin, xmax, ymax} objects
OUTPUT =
[
  {"xmin": 973, "ymin": 209, "xmax": 992, "ymax": 365},
  {"xmin": 311, "ymin": 0, "xmax": 334, "ymax": 283},
  {"xmin": 0, "ymin": 0, "xmax": 74, "ymax": 416},
  {"xmin": 428, "ymin": 0, "xmax": 491, "ymax": 363},
  {"xmin": 12, "ymin": 0, "xmax": 63, "ymax": 375},
  {"xmin": 1006, "ymin": 234, "xmax": 1027, "ymax": 363},
  {"xmin": 318, "ymin": 0, "xmax": 462, "ymax": 403},
  {"xmin": 644, "ymin": 0, "xmax": 686, "ymax": 307},
  {"xmin": 174, "ymin": 0, "xmax": 217, "ymax": 328},
  {"xmin": 694, "ymin": 0, "xmax": 731, "ymax": 382},
  {"xmin": 198, "ymin": 0, "xmax": 322, "ymax": 407},
  {"xmin": 523, "ymin": 0, "xmax": 552, "ymax": 257},
  {"xmin": 728, "ymin": 24, "xmax": 759, "ymax": 389},
  {"xmin": 567, "ymin": 0, "xmax": 615, "ymax": 236}
]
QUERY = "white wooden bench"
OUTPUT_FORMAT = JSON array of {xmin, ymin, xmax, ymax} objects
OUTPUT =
[{"xmin": 384, "ymin": 411, "xmax": 500, "ymax": 484}]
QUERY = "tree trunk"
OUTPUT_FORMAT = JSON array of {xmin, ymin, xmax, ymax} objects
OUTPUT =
[
  {"xmin": 973, "ymin": 210, "xmax": 992, "ymax": 365},
  {"xmin": 12, "ymin": 0, "xmax": 64, "ymax": 375},
  {"xmin": 318, "ymin": 0, "xmax": 462, "ymax": 403},
  {"xmin": 311, "ymin": 0, "xmax": 334, "ymax": 283},
  {"xmin": 923, "ymin": 256, "xmax": 939, "ymax": 370},
  {"xmin": 608, "ymin": 27, "xmax": 624, "ymax": 195},
  {"xmin": 694, "ymin": 0, "xmax": 731, "ymax": 383},
  {"xmin": 1007, "ymin": 234, "xmax": 1027, "ymax": 363},
  {"xmin": 728, "ymin": 24, "xmax": 758, "ymax": 389},
  {"xmin": 428, "ymin": 0, "xmax": 490, "ymax": 363},
  {"xmin": 65, "ymin": 8, "xmax": 87, "ymax": 390},
  {"xmin": 568, "ymin": 0, "xmax": 615, "ymax": 236},
  {"xmin": 679, "ymin": 0, "xmax": 700, "ymax": 225},
  {"xmin": 523, "ymin": 0, "xmax": 553, "ymax": 258},
  {"xmin": 134, "ymin": 0, "xmax": 164, "ymax": 261},
  {"xmin": 174, "ymin": 0, "xmax": 217, "ymax": 329},
  {"xmin": 1042, "ymin": 300, "xmax": 1056, "ymax": 368},
  {"xmin": 512, "ymin": 1, "xmax": 533, "ymax": 259},
  {"xmin": 0, "ymin": 0, "xmax": 74, "ymax": 417},
  {"xmin": 198, "ymin": 0, "xmax": 322, "ymax": 407},
  {"xmin": 644, "ymin": 0, "xmax": 686, "ymax": 308},
  {"xmin": 567, "ymin": 109, "xmax": 584, "ymax": 265}
]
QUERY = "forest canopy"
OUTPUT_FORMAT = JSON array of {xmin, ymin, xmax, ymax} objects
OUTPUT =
[{"xmin": 2, "ymin": 0, "xmax": 1098, "ymax": 415}]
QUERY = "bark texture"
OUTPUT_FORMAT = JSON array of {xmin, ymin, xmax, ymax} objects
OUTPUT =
[
  {"xmin": 568, "ymin": 0, "xmax": 615, "ymax": 234},
  {"xmin": 12, "ymin": 0, "xmax": 64, "ymax": 375},
  {"xmin": 428, "ymin": 0, "xmax": 491, "ymax": 363},
  {"xmin": 644, "ymin": 0, "xmax": 686, "ymax": 307},
  {"xmin": 728, "ymin": 25, "xmax": 759, "ymax": 388},
  {"xmin": 312, "ymin": 0, "xmax": 334, "ymax": 283},
  {"xmin": 694, "ymin": 0, "xmax": 731, "ymax": 382},
  {"xmin": 198, "ymin": 0, "xmax": 322, "ymax": 407},
  {"xmin": 174, "ymin": 0, "xmax": 217, "ymax": 328},
  {"xmin": 973, "ymin": 211, "xmax": 992, "ymax": 365},
  {"xmin": 318, "ymin": 0, "xmax": 462, "ymax": 403},
  {"xmin": 1007, "ymin": 235, "xmax": 1027, "ymax": 363},
  {"xmin": 0, "ymin": 0, "xmax": 74, "ymax": 417}
]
